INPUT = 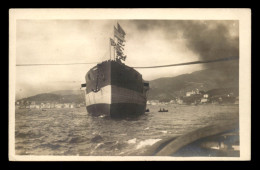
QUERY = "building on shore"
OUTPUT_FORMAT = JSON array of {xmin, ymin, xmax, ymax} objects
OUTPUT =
[
  {"xmin": 64, "ymin": 103, "xmax": 70, "ymax": 108},
  {"xmin": 186, "ymin": 91, "xmax": 195, "ymax": 97},
  {"xmin": 41, "ymin": 103, "xmax": 51, "ymax": 109},
  {"xmin": 177, "ymin": 98, "xmax": 183, "ymax": 104},
  {"xmin": 170, "ymin": 100, "xmax": 176, "ymax": 104},
  {"xmin": 186, "ymin": 89, "xmax": 200, "ymax": 97},
  {"xmin": 70, "ymin": 104, "xmax": 75, "ymax": 108},
  {"xmin": 55, "ymin": 104, "xmax": 63, "ymax": 108},
  {"xmin": 17, "ymin": 101, "xmax": 85, "ymax": 109},
  {"xmin": 29, "ymin": 104, "xmax": 36, "ymax": 109},
  {"xmin": 201, "ymin": 98, "xmax": 208, "ymax": 103},
  {"xmin": 148, "ymin": 100, "xmax": 159, "ymax": 105},
  {"xmin": 203, "ymin": 94, "xmax": 209, "ymax": 98}
]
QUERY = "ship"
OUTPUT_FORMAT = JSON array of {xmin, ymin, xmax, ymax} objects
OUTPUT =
[{"xmin": 81, "ymin": 23, "xmax": 149, "ymax": 118}]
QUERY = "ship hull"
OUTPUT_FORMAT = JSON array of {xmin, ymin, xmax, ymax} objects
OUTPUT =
[
  {"xmin": 86, "ymin": 103, "xmax": 145, "ymax": 118},
  {"xmin": 84, "ymin": 60, "xmax": 149, "ymax": 118}
]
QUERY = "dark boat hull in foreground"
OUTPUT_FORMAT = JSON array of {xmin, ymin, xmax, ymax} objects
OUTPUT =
[{"xmin": 84, "ymin": 60, "xmax": 149, "ymax": 118}]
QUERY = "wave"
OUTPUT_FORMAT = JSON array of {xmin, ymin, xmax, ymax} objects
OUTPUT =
[
  {"xmin": 39, "ymin": 143, "xmax": 62, "ymax": 150},
  {"xmin": 127, "ymin": 138, "xmax": 137, "ymax": 144},
  {"xmin": 136, "ymin": 139, "xmax": 161, "ymax": 149}
]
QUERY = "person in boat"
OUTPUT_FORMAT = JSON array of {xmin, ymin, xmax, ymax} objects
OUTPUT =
[{"xmin": 159, "ymin": 108, "xmax": 162, "ymax": 112}]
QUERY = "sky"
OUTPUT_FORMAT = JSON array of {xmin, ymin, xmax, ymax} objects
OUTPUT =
[{"xmin": 15, "ymin": 20, "xmax": 239, "ymax": 99}]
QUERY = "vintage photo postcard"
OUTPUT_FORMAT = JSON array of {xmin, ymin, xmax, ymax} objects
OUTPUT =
[{"xmin": 9, "ymin": 8, "xmax": 251, "ymax": 161}]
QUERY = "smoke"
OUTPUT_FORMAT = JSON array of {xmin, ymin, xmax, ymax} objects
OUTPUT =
[
  {"xmin": 179, "ymin": 21, "xmax": 239, "ymax": 71},
  {"xmin": 132, "ymin": 20, "xmax": 238, "ymax": 61},
  {"xmin": 16, "ymin": 20, "xmax": 239, "ymax": 98},
  {"xmin": 130, "ymin": 20, "xmax": 239, "ymax": 84}
]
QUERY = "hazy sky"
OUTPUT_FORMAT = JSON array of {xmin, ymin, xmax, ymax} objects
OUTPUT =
[{"xmin": 15, "ymin": 20, "xmax": 239, "ymax": 99}]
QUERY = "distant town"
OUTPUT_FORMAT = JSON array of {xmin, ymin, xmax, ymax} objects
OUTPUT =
[
  {"xmin": 15, "ymin": 88, "xmax": 238, "ymax": 110},
  {"xmin": 15, "ymin": 101, "xmax": 85, "ymax": 109},
  {"xmin": 147, "ymin": 89, "xmax": 238, "ymax": 105}
]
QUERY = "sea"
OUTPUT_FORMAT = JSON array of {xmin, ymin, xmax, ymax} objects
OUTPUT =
[{"xmin": 15, "ymin": 104, "xmax": 239, "ymax": 156}]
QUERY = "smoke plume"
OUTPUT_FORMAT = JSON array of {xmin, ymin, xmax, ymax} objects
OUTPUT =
[{"xmin": 131, "ymin": 20, "xmax": 239, "ymax": 86}]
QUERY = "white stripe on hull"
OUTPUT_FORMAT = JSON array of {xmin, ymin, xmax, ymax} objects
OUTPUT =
[
  {"xmin": 85, "ymin": 85, "xmax": 147, "ymax": 107},
  {"xmin": 85, "ymin": 85, "xmax": 111, "ymax": 106}
]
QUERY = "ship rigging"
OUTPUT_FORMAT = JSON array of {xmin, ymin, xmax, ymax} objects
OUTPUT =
[{"xmin": 16, "ymin": 56, "xmax": 239, "ymax": 68}]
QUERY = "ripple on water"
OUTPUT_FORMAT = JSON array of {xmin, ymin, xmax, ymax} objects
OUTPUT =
[{"xmin": 15, "ymin": 105, "xmax": 239, "ymax": 156}]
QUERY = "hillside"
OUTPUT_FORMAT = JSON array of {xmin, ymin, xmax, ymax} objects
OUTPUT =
[
  {"xmin": 17, "ymin": 68, "xmax": 238, "ymax": 103},
  {"xmin": 19, "ymin": 93, "xmax": 61, "ymax": 102},
  {"xmin": 17, "ymin": 93, "xmax": 85, "ymax": 104},
  {"xmin": 148, "ymin": 68, "xmax": 238, "ymax": 101},
  {"xmin": 51, "ymin": 90, "xmax": 83, "ymax": 96}
]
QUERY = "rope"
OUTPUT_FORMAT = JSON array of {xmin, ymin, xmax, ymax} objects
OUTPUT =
[
  {"xmin": 132, "ymin": 56, "xmax": 239, "ymax": 69},
  {"xmin": 16, "ymin": 56, "xmax": 238, "ymax": 68},
  {"xmin": 16, "ymin": 62, "xmax": 98, "ymax": 66}
]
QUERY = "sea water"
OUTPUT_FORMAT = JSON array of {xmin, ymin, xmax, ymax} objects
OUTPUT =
[{"xmin": 15, "ymin": 104, "xmax": 239, "ymax": 156}]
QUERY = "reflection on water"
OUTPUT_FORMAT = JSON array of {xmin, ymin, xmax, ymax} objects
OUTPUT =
[{"xmin": 15, "ymin": 104, "xmax": 239, "ymax": 156}]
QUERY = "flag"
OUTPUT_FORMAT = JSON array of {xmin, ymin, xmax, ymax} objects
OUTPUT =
[
  {"xmin": 116, "ymin": 43, "xmax": 124, "ymax": 50},
  {"xmin": 117, "ymin": 40, "xmax": 125, "ymax": 46},
  {"xmin": 116, "ymin": 46, "xmax": 123, "ymax": 53},
  {"xmin": 114, "ymin": 26, "xmax": 125, "ymax": 42},
  {"xmin": 117, "ymin": 23, "xmax": 126, "ymax": 36},
  {"xmin": 118, "ymin": 55, "xmax": 126, "ymax": 61},
  {"xmin": 117, "ymin": 50, "xmax": 123, "ymax": 56},
  {"xmin": 121, "ymin": 55, "xmax": 127, "ymax": 61},
  {"xmin": 110, "ymin": 38, "xmax": 116, "ymax": 46}
]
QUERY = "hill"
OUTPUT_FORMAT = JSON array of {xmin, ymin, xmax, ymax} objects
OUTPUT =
[
  {"xmin": 17, "ymin": 68, "xmax": 238, "ymax": 103},
  {"xmin": 19, "ymin": 93, "xmax": 61, "ymax": 102},
  {"xmin": 148, "ymin": 68, "xmax": 238, "ymax": 101},
  {"xmin": 50, "ymin": 90, "xmax": 83, "ymax": 96},
  {"xmin": 17, "ymin": 93, "xmax": 85, "ymax": 104}
]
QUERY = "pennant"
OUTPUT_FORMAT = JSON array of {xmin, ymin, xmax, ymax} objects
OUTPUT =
[
  {"xmin": 116, "ymin": 46, "xmax": 123, "ymax": 54},
  {"xmin": 110, "ymin": 38, "xmax": 116, "ymax": 46},
  {"xmin": 116, "ymin": 50, "xmax": 124, "ymax": 57},
  {"xmin": 116, "ymin": 44, "xmax": 124, "ymax": 51},
  {"xmin": 114, "ymin": 27, "xmax": 125, "ymax": 42},
  {"xmin": 121, "ymin": 55, "xmax": 127, "ymax": 61},
  {"xmin": 117, "ymin": 51, "xmax": 123, "ymax": 55},
  {"xmin": 117, "ymin": 23, "xmax": 126, "ymax": 36},
  {"xmin": 118, "ymin": 55, "xmax": 127, "ymax": 61},
  {"xmin": 116, "ymin": 47, "xmax": 123, "ymax": 54},
  {"xmin": 117, "ymin": 40, "xmax": 125, "ymax": 46}
]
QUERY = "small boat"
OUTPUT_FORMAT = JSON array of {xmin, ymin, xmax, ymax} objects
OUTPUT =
[
  {"xmin": 42, "ymin": 109, "xmax": 47, "ymax": 111},
  {"xmin": 145, "ymin": 109, "xmax": 150, "ymax": 112},
  {"xmin": 158, "ymin": 108, "xmax": 168, "ymax": 112}
]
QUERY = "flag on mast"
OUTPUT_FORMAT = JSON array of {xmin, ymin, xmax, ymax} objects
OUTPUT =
[
  {"xmin": 117, "ymin": 23, "xmax": 126, "ymax": 36},
  {"xmin": 114, "ymin": 26, "xmax": 125, "ymax": 42},
  {"xmin": 116, "ymin": 43, "xmax": 124, "ymax": 51},
  {"xmin": 114, "ymin": 23, "xmax": 127, "ymax": 61},
  {"xmin": 110, "ymin": 38, "xmax": 116, "ymax": 46},
  {"xmin": 117, "ymin": 40, "xmax": 125, "ymax": 46}
]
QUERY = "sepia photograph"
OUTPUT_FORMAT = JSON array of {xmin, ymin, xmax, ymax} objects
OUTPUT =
[{"xmin": 9, "ymin": 9, "xmax": 251, "ymax": 161}]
